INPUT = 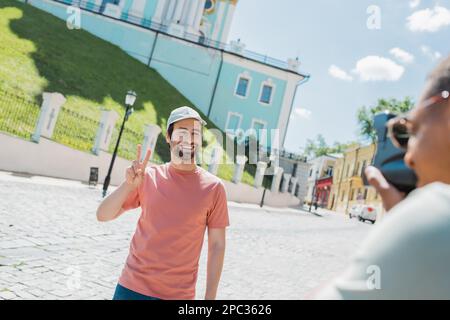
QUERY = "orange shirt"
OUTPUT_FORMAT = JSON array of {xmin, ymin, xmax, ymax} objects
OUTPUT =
[{"xmin": 118, "ymin": 163, "xmax": 230, "ymax": 300}]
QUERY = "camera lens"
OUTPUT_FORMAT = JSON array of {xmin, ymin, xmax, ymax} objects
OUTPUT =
[{"xmin": 392, "ymin": 119, "xmax": 409, "ymax": 149}]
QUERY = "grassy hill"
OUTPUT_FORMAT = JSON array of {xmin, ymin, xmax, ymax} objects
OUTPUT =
[{"xmin": 0, "ymin": 0, "xmax": 257, "ymax": 185}]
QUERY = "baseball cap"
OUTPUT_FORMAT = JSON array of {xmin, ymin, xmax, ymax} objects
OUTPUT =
[{"xmin": 167, "ymin": 106, "xmax": 207, "ymax": 132}]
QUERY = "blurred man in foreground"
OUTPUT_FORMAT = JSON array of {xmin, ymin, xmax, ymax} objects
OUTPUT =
[{"xmin": 315, "ymin": 55, "xmax": 450, "ymax": 299}]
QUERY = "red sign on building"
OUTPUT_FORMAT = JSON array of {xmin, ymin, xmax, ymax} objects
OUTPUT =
[{"xmin": 315, "ymin": 176, "xmax": 333, "ymax": 208}]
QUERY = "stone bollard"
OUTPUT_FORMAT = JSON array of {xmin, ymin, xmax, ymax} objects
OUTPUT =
[
  {"xmin": 290, "ymin": 177, "xmax": 298, "ymax": 195},
  {"xmin": 232, "ymin": 155, "xmax": 248, "ymax": 184},
  {"xmin": 271, "ymin": 166, "xmax": 284, "ymax": 193},
  {"xmin": 141, "ymin": 124, "xmax": 162, "ymax": 162},
  {"xmin": 253, "ymin": 161, "xmax": 268, "ymax": 189},
  {"xmin": 281, "ymin": 173, "xmax": 291, "ymax": 193},
  {"xmin": 32, "ymin": 92, "xmax": 66, "ymax": 143},
  {"xmin": 208, "ymin": 146, "xmax": 223, "ymax": 176},
  {"xmin": 92, "ymin": 110, "xmax": 119, "ymax": 155}
]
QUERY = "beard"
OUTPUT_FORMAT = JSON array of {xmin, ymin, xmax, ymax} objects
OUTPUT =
[{"xmin": 173, "ymin": 144, "xmax": 196, "ymax": 162}]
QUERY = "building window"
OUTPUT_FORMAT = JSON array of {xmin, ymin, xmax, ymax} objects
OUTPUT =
[
  {"xmin": 326, "ymin": 166, "xmax": 333, "ymax": 177},
  {"xmin": 259, "ymin": 79, "xmax": 275, "ymax": 105},
  {"xmin": 251, "ymin": 119, "xmax": 267, "ymax": 144},
  {"xmin": 226, "ymin": 112, "xmax": 242, "ymax": 133},
  {"xmin": 360, "ymin": 160, "xmax": 367, "ymax": 177},
  {"xmin": 235, "ymin": 77, "xmax": 250, "ymax": 98},
  {"xmin": 260, "ymin": 85, "xmax": 273, "ymax": 104}
]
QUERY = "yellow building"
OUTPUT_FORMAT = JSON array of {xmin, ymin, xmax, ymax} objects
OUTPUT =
[{"xmin": 328, "ymin": 143, "xmax": 384, "ymax": 216}]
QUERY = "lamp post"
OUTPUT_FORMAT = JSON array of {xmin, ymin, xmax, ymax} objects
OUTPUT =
[
  {"xmin": 309, "ymin": 169, "xmax": 319, "ymax": 212},
  {"xmin": 259, "ymin": 154, "xmax": 275, "ymax": 208},
  {"xmin": 102, "ymin": 90, "xmax": 137, "ymax": 197}
]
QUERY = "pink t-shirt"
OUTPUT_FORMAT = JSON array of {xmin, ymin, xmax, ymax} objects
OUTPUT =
[{"xmin": 118, "ymin": 162, "xmax": 230, "ymax": 300}]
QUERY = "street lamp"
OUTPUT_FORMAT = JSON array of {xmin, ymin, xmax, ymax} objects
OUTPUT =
[
  {"xmin": 125, "ymin": 90, "xmax": 137, "ymax": 108},
  {"xmin": 260, "ymin": 154, "xmax": 276, "ymax": 208},
  {"xmin": 309, "ymin": 169, "xmax": 319, "ymax": 212},
  {"xmin": 102, "ymin": 90, "xmax": 137, "ymax": 197}
]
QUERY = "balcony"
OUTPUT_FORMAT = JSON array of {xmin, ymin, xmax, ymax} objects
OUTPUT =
[{"xmin": 52, "ymin": 0, "xmax": 308, "ymax": 75}]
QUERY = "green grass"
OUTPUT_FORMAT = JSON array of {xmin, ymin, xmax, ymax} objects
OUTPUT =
[
  {"xmin": 0, "ymin": 91, "xmax": 39, "ymax": 140},
  {"xmin": 0, "ymin": 0, "xmax": 256, "ymax": 184}
]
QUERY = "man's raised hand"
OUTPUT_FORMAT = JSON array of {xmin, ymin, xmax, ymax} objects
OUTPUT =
[{"xmin": 125, "ymin": 144, "xmax": 151, "ymax": 189}]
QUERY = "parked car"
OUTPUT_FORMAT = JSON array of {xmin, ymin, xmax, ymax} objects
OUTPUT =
[
  {"xmin": 349, "ymin": 205, "xmax": 377, "ymax": 224},
  {"xmin": 349, "ymin": 205, "xmax": 361, "ymax": 219}
]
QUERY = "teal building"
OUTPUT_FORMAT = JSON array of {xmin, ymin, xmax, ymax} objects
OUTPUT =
[{"xmin": 29, "ymin": 0, "xmax": 310, "ymax": 148}]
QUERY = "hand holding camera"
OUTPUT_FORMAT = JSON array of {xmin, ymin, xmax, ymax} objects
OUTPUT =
[
  {"xmin": 363, "ymin": 112, "xmax": 417, "ymax": 211},
  {"xmin": 364, "ymin": 166, "xmax": 405, "ymax": 211}
]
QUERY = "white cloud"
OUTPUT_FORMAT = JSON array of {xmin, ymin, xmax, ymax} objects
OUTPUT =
[
  {"xmin": 421, "ymin": 45, "xmax": 442, "ymax": 61},
  {"xmin": 353, "ymin": 56, "xmax": 405, "ymax": 82},
  {"xmin": 407, "ymin": 6, "xmax": 450, "ymax": 32},
  {"xmin": 293, "ymin": 108, "xmax": 312, "ymax": 120},
  {"xmin": 328, "ymin": 65, "xmax": 353, "ymax": 81},
  {"xmin": 389, "ymin": 47, "xmax": 415, "ymax": 64},
  {"xmin": 409, "ymin": 0, "xmax": 420, "ymax": 9}
]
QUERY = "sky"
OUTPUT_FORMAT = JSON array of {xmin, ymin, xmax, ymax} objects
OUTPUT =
[{"xmin": 228, "ymin": 0, "xmax": 450, "ymax": 154}]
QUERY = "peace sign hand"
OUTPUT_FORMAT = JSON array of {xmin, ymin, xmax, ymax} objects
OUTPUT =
[{"xmin": 125, "ymin": 144, "xmax": 151, "ymax": 189}]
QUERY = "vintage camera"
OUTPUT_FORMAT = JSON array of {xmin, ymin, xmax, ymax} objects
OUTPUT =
[{"xmin": 363, "ymin": 112, "xmax": 417, "ymax": 194}]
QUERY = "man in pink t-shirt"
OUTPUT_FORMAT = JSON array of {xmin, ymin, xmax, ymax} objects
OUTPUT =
[{"xmin": 97, "ymin": 107, "xmax": 230, "ymax": 300}]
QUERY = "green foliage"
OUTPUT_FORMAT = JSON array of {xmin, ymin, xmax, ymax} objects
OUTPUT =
[
  {"xmin": 357, "ymin": 97, "xmax": 415, "ymax": 143},
  {"xmin": 0, "ymin": 91, "xmax": 39, "ymax": 140},
  {"xmin": 303, "ymin": 134, "xmax": 354, "ymax": 159}
]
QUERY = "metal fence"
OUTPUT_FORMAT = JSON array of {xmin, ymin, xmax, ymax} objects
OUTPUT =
[
  {"xmin": 52, "ymin": 107, "xmax": 100, "ymax": 152},
  {"xmin": 52, "ymin": 107, "xmax": 149, "ymax": 161},
  {"xmin": 0, "ymin": 91, "xmax": 40, "ymax": 140},
  {"xmin": 108, "ymin": 124, "xmax": 145, "ymax": 161},
  {"xmin": 0, "ymin": 89, "xmax": 148, "ymax": 161}
]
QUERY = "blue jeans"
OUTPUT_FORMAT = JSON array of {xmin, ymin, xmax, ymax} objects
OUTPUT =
[{"xmin": 112, "ymin": 283, "xmax": 162, "ymax": 300}]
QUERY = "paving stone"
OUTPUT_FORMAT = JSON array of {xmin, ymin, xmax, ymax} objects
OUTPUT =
[
  {"xmin": 49, "ymin": 289, "xmax": 73, "ymax": 298},
  {"xmin": 0, "ymin": 290, "xmax": 17, "ymax": 300},
  {"xmin": 0, "ymin": 175, "xmax": 371, "ymax": 300},
  {"xmin": 13, "ymin": 290, "xmax": 37, "ymax": 300}
]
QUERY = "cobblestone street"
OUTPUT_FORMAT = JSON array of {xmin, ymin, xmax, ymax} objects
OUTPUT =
[{"xmin": 0, "ymin": 171, "xmax": 373, "ymax": 300}]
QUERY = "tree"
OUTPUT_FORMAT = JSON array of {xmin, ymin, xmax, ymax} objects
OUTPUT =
[
  {"xmin": 357, "ymin": 97, "xmax": 415, "ymax": 143},
  {"xmin": 303, "ymin": 134, "xmax": 355, "ymax": 159},
  {"xmin": 304, "ymin": 134, "xmax": 328, "ymax": 158}
]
